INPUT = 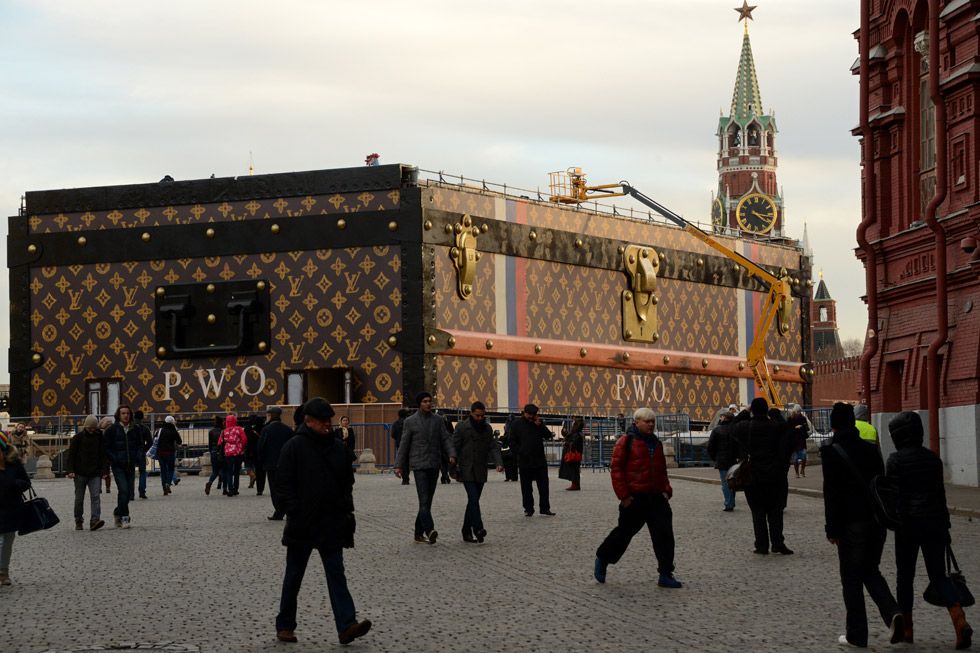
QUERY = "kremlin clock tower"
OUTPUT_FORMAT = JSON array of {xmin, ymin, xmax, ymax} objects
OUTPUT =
[{"xmin": 712, "ymin": 2, "xmax": 784, "ymax": 237}]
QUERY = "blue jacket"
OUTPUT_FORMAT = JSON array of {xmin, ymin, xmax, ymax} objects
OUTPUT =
[{"xmin": 104, "ymin": 422, "xmax": 143, "ymax": 467}]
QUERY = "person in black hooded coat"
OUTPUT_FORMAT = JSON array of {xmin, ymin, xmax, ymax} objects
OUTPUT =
[
  {"xmin": 822, "ymin": 402, "xmax": 902, "ymax": 647},
  {"xmin": 886, "ymin": 411, "xmax": 972, "ymax": 649}
]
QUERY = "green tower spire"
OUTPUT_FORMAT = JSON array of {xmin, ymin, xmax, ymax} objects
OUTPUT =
[{"xmin": 730, "ymin": 23, "xmax": 763, "ymax": 120}]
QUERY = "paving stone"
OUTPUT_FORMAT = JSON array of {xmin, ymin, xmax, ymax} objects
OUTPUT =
[{"xmin": 3, "ymin": 469, "xmax": 978, "ymax": 651}]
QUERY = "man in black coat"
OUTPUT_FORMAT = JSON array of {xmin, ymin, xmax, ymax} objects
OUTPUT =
[
  {"xmin": 731, "ymin": 397, "xmax": 793, "ymax": 555},
  {"xmin": 271, "ymin": 397, "xmax": 371, "ymax": 646},
  {"xmin": 707, "ymin": 411, "xmax": 737, "ymax": 512},
  {"xmin": 510, "ymin": 403, "xmax": 556, "ymax": 517},
  {"xmin": 822, "ymin": 402, "xmax": 903, "ymax": 648},
  {"xmin": 259, "ymin": 406, "xmax": 294, "ymax": 520}
]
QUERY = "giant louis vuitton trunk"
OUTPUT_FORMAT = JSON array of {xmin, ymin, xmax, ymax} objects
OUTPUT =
[{"xmin": 9, "ymin": 164, "xmax": 812, "ymax": 421}]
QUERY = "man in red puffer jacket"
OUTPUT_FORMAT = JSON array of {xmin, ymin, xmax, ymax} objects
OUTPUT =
[{"xmin": 594, "ymin": 407, "xmax": 681, "ymax": 588}]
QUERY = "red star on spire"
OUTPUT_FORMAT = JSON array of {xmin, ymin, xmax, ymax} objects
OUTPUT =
[{"xmin": 734, "ymin": 0, "xmax": 757, "ymax": 22}]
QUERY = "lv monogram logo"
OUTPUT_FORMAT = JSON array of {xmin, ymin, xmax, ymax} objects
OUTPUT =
[
  {"xmin": 287, "ymin": 276, "xmax": 304, "ymax": 297},
  {"xmin": 345, "ymin": 340, "xmax": 361, "ymax": 360},
  {"xmin": 344, "ymin": 272, "xmax": 361, "ymax": 294},
  {"xmin": 123, "ymin": 352, "xmax": 138, "ymax": 372},
  {"xmin": 122, "ymin": 287, "xmax": 138, "ymax": 307},
  {"xmin": 68, "ymin": 354, "xmax": 84, "ymax": 375},
  {"xmin": 68, "ymin": 290, "xmax": 83, "ymax": 310},
  {"xmin": 288, "ymin": 342, "xmax": 304, "ymax": 363}
]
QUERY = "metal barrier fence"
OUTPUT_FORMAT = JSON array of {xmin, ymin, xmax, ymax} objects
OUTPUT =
[
  {"xmin": 801, "ymin": 408, "xmax": 833, "ymax": 449},
  {"xmin": 352, "ymin": 423, "xmax": 394, "ymax": 469}
]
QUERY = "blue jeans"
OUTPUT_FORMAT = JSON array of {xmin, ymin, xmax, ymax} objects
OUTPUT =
[
  {"xmin": 412, "ymin": 469, "xmax": 440, "ymax": 537},
  {"xmin": 462, "ymin": 481, "xmax": 485, "ymax": 536},
  {"xmin": 208, "ymin": 452, "xmax": 223, "ymax": 485},
  {"xmin": 225, "ymin": 455, "xmax": 243, "ymax": 493},
  {"xmin": 719, "ymin": 468, "xmax": 735, "ymax": 509},
  {"xmin": 158, "ymin": 454, "xmax": 175, "ymax": 490},
  {"xmin": 276, "ymin": 545, "xmax": 356, "ymax": 636},
  {"xmin": 110, "ymin": 464, "xmax": 135, "ymax": 518}
]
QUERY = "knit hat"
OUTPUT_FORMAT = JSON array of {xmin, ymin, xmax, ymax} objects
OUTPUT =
[
  {"xmin": 98, "ymin": 416, "xmax": 114, "ymax": 431},
  {"xmin": 888, "ymin": 411, "xmax": 924, "ymax": 448},
  {"xmin": 415, "ymin": 391, "xmax": 432, "ymax": 406},
  {"xmin": 164, "ymin": 416, "xmax": 176, "ymax": 425},
  {"xmin": 83, "ymin": 415, "xmax": 99, "ymax": 429},
  {"xmin": 853, "ymin": 404, "xmax": 870, "ymax": 421},
  {"xmin": 749, "ymin": 397, "xmax": 769, "ymax": 416},
  {"xmin": 303, "ymin": 397, "xmax": 336, "ymax": 420},
  {"xmin": 830, "ymin": 402, "xmax": 856, "ymax": 430},
  {"xmin": 0, "ymin": 430, "xmax": 8, "ymax": 451}
]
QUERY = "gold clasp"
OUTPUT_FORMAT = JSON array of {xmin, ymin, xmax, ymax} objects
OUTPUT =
[
  {"xmin": 450, "ymin": 214, "xmax": 480, "ymax": 299},
  {"xmin": 622, "ymin": 245, "xmax": 660, "ymax": 342}
]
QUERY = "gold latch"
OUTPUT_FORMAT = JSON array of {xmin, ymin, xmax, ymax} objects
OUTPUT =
[
  {"xmin": 450, "ymin": 214, "xmax": 481, "ymax": 299},
  {"xmin": 622, "ymin": 245, "xmax": 660, "ymax": 343}
]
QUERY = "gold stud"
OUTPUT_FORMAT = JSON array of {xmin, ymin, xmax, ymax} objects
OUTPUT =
[
  {"xmin": 617, "ymin": 246, "xmax": 625, "ymax": 254},
  {"xmin": 388, "ymin": 221, "xmax": 398, "ymax": 232},
  {"xmin": 387, "ymin": 336, "xmax": 398, "ymax": 347},
  {"xmin": 702, "ymin": 359, "xmax": 709, "ymax": 368},
  {"xmin": 206, "ymin": 284, "xmax": 215, "ymax": 294},
  {"xmin": 529, "ymin": 231, "xmax": 537, "ymax": 241},
  {"xmin": 781, "ymin": 322, "xmax": 789, "ymax": 332},
  {"xmin": 624, "ymin": 291, "xmax": 633, "ymax": 301},
  {"xmin": 475, "ymin": 252, "xmax": 482, "ymax": 261},
  {"xmin": 141, "ymin": 232, "xmax": 151, "ymax": 242},
  {"xmin": 463, "ymin": 215, "xmax": 472, "ymax": 228},
  {"xmin": 738, "ymin": 362, "xmax": 745, "ymax": 370},
  {"xmin": 658, "ymin": 253, "xmax": 665, "ymax": 261},
  {"xmin": 628, "ymin": 255, "xmax": 635, "ymax": 264},
  {"xmin": 534, "ymin": 344, "xmax": 542, "ymax": 354},
  {"xmin": 697, "ymin": 258, "xmax": 704, "ymax": 267},
  {"xmin": 155, "ymin": 287, "xmax": 166, "ymax": 297},
  {"xmin": 463, "ymin": 284, "xmax": 472, "ymax": 294},
  {"xmin": 793, "ymin": 278, "xmax": 800, "ymax": 287},
  {"xmin": 271, "ymin": 223, "xmax": 280, "ymax": 234},
  {"xmin": 641, "ymin": 250, "xmax": 648, "ymax": 258},
  {"xmin": 447, "ymin": 336, "xmax": 456, "ymax": 347},
  {"xmin": 77, "ymin": 236, "xmax": 87, "ymax": 246},
  {"xmin": 733, "ymin": 264, "xmax": 740, "ymax": 272},
  {"xmin": 652, "ymin": 295, "xmax": 659, "ymax": 305},
  {"xmin": 206, "ymin": 228, "xmax": 215, "ymax": 238},
  {"xmin": 580, "ymin": 348, "xmax": 588, "ymax": 358},
  {"xmin": 652, "ymin": 332, "xmax": 659, "ymax": 342},
  {"xmin": 27, "ymin": 244, "xmax": 37, "ymax": 254},
  {"xmin": 574, "ymin": 239, "xmax": 583, "ymax": 248},
  {"xmin": 663, "ymin": 356, "xmax": 670, "ymax": 365},
  {"xmin": 806, "ymin": 280, "xmax": 813, "ymax": 287},
  {"xmin": 424, "ymin": 220, "xmax": 433, "ymax": 231},
  {"xmin": 207, "ymin": 314, "xmax": 216, "ymax": 324},
  {"xmin": 337, "ymin": 219, "xmax": 347, "ymax": 230},
  {"xmin": 257, "ymin": 341, "xmax": 267, "ymax": 352},
  {"xmin": 480, "ymin": 224, "xmax": 488, "ymax": 233},
  {"xmin": 445, "ymin": 224, "xmax": 453, "ymax": 234},
  {"xmin": 486, "ymin": 340, "xmax": 493, "ymax": 350},
  {"xmin": 427, "ymin": 335, "xmax": 436, "ymax": 346},
  {"xmin": 622, "ymin": 352, "xmax": 630, "ymax": 363},
  {"xmin": 454, "ymin": 223, "xmax": 462, "ymax": 234},
  {"xmin": 625, "ymin": 329, "xmax": 633, "ymax": 339},
  {"xmin": 472, "ymin": 227, "xmax": 479, "ymax": 237},
  {"xmin": 257, "ymin": 281, "xmax": 267, "ymax": 291},
  {"xmin": 157, "ymin": 347, "xmax": 167, "ymax": 357},
  {"xmin": 773, "ymin": 365, "xmax": 781, "ymax": 373},
  {"xmin": 31, "ymin": 353, "xmax": 41, "ymax": 364}
]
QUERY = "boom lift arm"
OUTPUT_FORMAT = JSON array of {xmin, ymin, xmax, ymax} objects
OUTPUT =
[{"xmin": 587, "ymin": 181, "xmax": 794, "ymax": 407}]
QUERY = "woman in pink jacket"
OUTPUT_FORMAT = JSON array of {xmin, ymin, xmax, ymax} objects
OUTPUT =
[{"xmin": 219, "ymin": 415, "xmax": 247, "ymax": 497}]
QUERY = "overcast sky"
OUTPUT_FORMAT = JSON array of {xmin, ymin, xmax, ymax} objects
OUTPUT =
[{"xmin": 0, "ymin": 0, "xmax": 865, "ymax": 383}]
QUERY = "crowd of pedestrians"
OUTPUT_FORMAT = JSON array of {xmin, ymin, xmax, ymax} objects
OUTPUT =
[{"xmin": 0, "ymin": 395, "xmax": 974, "ymax": 650}]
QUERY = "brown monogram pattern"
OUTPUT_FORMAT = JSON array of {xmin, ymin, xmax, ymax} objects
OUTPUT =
[
  {"xmin": 28, "ymin": 247, "xmax": 402, "ymax": 416},
  {"xmin": 29, "ymin": 191, "xmax": 400, "ymax": 234}
]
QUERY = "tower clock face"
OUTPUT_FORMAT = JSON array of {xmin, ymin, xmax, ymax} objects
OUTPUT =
[
  {"xmin": 735, "ymin": 194, "xmax": 777, "ymax": 234},
  {"xmin": 711, "ymin": 198, "xmax": 725, "ymax": 230}
]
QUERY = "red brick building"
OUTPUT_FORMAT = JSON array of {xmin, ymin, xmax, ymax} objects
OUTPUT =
[{"xmin": 855, "ymin": 0, "xmax": 980, "ymax": 485}]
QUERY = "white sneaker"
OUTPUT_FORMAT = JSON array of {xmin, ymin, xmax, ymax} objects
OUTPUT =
[
  {"xmin": 838, "ymin": 635, "xmax": 857, "ymax": 647},
  {"xmin": 122, "ymin": 516, "xmax": 131, "ymax": 529}
]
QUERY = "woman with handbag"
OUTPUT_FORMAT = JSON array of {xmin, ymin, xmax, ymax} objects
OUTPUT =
[
  {"xmin": 886, "ymin": 411, "xmax": 972, "ymax": 649},
  {"xmin": 0, "ymin": 430, "xmax": 31, "ymax": 587},
  {"xmin": 559, "ymin": 417, "xmax": 585, "ymax": 491}
]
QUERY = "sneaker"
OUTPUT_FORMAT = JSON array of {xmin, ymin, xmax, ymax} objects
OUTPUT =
[
  {"xmin": 594, "ymin": 556, "xmax": 607, "ymax": 583},
  {"xmin": 773, "ymin": 545, "xmax": 794, "ymax": 555},
  {"xmin": 90, "ymin": 519, "xmax": 104, "ymax": 531},
  {"xmin": 889, "ymin": 613, "xmax": 905, "ymax": 645},
  {"xmin": 475, "ymin": 528, "xmax": 487, "ymax": 544},
  {"xmin": 414, "ymin": 535, "xmax": 428, "ymax": 544},
  {"xmin": 339, "ymin": 619, "xmax": 372, "ymax": 645},
  {"xmin": 75, "ymin": 521, "xmax": 83, "ymax": 531},
  {"xmin": 276, "ymin": 630, "xmax": 298, "ymax": 643},
  {"xmin": 658, "ymin": 573, "xmax": 683, "ymax": 588},
  {"xmin": 427, "ymin": 530, "xmax": 438, "ymax": 545},
  {"xmin": 114, "ymin": 515, "xmax": 122, "ymax": 528},
  {"xmin": 121, "ymin": 516, "xmax": 131, "ymax": 529},
  {"xmin": 838, "ymin": 635, "xmax": 858, "ymax": 647}
]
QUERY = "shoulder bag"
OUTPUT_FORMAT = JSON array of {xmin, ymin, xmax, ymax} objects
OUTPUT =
[
  {"xmin": 726, "ymin": 425, "xmax": 754, "ymax": 492},
  {"xmin": 18, "ymin": 487, "xmax": 60, "ymax": 535},
  {"xmin": 924, "ymin": 544, "xmax": 975, "ymax": 607}
]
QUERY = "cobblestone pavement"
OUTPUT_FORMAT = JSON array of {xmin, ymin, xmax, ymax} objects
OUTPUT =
[{"xmin": 2, "ymin": 468, "xmax": 978, "ymax": 652}]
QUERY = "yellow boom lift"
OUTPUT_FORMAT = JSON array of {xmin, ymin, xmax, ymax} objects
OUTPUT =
[{"xmin": 549, "ymin": 168, "xmax": 794, "ymax": 407}]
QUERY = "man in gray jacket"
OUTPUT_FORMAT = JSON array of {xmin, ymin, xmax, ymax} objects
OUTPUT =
[{"xmin": 394, "ymin": 392, "xmax": 457, "ymax": 544}]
